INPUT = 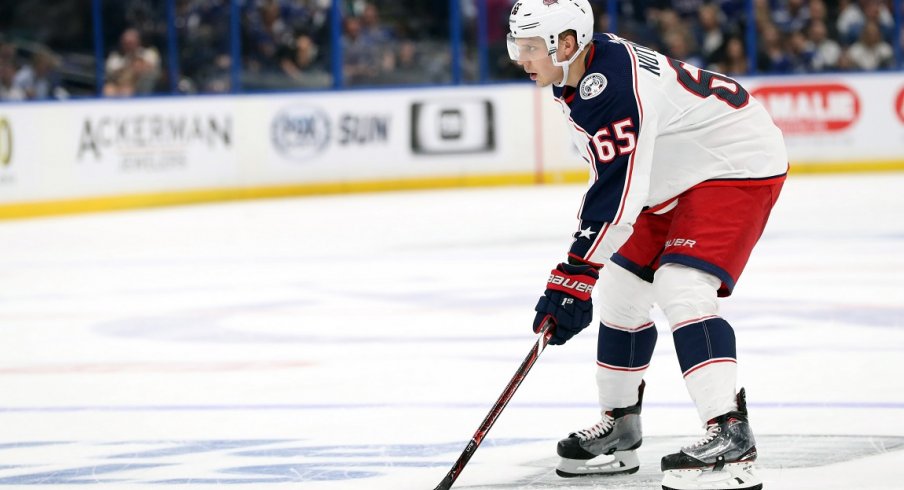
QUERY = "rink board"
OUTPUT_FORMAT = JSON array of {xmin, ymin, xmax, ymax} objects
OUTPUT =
[{"xmin": 0, "ymin": 73, "xmax": 903, "ymax": 218}]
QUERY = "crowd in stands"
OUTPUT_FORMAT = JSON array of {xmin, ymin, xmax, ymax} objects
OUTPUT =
[
  {"xmin": 593, "ymin": 0, "xmax": 900, "ymax": 75},
  {"xmin": 0, "ymin": 0, "xmax": 901, "ymax": 101}
]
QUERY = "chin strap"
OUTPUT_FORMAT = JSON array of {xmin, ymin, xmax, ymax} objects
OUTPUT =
[
  {"xmin": 555, "ymin": 63, "xmax": 570, "ymax": 88},
  {"xmin": 552, "ymin": 46, "xmax": 585, "ymax": 88}
]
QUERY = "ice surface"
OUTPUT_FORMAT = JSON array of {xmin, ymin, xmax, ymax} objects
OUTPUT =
[{"xmin": 0, "ymin": 174, "xmax": 902, "ymax": 489}]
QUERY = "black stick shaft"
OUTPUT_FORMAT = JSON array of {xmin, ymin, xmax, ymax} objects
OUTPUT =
[{"xmin": 433, "ymin": 319, "xmax": 555, "ymax": 490}]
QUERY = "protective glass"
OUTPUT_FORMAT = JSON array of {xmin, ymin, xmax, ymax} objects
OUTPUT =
[{"xmin": 506, "ymin": 34, "xmax": 551, "ymax": 62}]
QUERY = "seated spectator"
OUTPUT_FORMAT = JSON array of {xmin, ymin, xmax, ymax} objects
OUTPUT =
[
  {"xmin": 0, "ymin": 61, "xmax": 26, "ymax": 101},
  {"xmin": 718, "ymin": 36, "xmax": 750, "ymax": 75},
  {"xmin": 13, "ymin": 49, "xmax": 68, "ymax": 100},
  {"xmin": 103, "ymin": 28, "xmax": 161, "ymax": 96},
  {"xmin": 714, "ymin": 0, "xmax": 747, "ymax": 21},
  {"xmin": 669, "ymin": 0, "xmax": 706, "ymax": 20},
  {"xmin": 174, "ymin": 0, "xmax": 231, "ymax": 93},
  {"xmin": 664, "ymin": 30, "xmax": 705, "ymax": 68},
  {"xmin": 359, "ymin": 2, "xmax": 394, "ymax": 46},
  {"xmin": 808, "ymin": 0, "xmax": 830, "ymax": 27},
  {"xmin": 244, "ymin": 0, "xmax": 294, "ymax": 75},
  {"xmin": 836, "ymin": 0, "xmax": 895, "ymax": 45},
  {"xmin": 786, "ymin": 30, "xmax": 814, "ymax": 72},
  {"xmin": 385, "ymin": 40, "xmax": 448, "ymax": 85},
  {"xmin": 342, "ymin": 15, "xmax": 394, "ymax": 85},
  {"xmin": 695, "ymin": 4, "xmax": 725, "ymax": 64},
  {"xmin": 0, "ymin": 42, "xmax": 16, "ymax": 67},
  {"xmin": 197, "ymin": 53, "xmax": 233, "ymax": 94},
  {"xmin": 757, "ymin": 23, "xmax": 794, "ymax": 72},
  {"xmin": 278, "ymin": 33, "xmax": 331, "ymax": 87},
  {"xmin": 858, "ymin": 0, "xmax": 896, "ymax": 43},
  {"xmin": 807, "ymin": 19, "xmax": 842, "ymax": 71},
  {"xmin": 772, "ymin": 0, "xmax": 811, "ymax": 34},
  {"xmin": 844, "ymin": 20, "xmax": 894, "ymax": 70}
]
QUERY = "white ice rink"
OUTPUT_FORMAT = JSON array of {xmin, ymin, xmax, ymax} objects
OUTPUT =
[{"xmin": 1, "ymin": 173, "xmax": 903, "ymax": 489}]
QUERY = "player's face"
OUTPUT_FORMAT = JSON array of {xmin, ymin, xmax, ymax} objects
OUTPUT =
[{"xmin": 507, "ymin": 35, "xmax": 564, "ymax": 87}]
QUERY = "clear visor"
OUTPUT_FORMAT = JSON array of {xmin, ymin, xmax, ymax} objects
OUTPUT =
[{"xmin": 506, "ymin": 34, "xmax": 552, "ymax": 62}]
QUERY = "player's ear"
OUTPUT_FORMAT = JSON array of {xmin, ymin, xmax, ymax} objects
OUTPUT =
[{"xmin": 558, "ymin": 30, "xmax": 578, "ymax": 59}]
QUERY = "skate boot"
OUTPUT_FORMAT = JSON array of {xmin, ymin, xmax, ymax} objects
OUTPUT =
[
  {"xmin": 556, "ymin": 380, "xmax": 644, "ymax": 477},
  {"xmin": 661, "ymin": 389, "xmax": 761, "ymax": 490}
]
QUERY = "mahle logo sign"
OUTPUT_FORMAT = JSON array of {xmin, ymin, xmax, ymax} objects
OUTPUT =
[{"xmin": 0, "ymin": 117, "xmax": 11, "ymax": 166}]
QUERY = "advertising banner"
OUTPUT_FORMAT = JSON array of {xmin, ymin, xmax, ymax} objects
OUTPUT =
[
  {"xmin": 741, "ymin": 73, "xmax": 904, "ymax": 166},
  {"xmin": 241, "ymin": 85, "xmax": 535, "ymax": 186},
  {"xmin": 67, "ymin": 98, "xmax": 239, "ymax": 196},
  {"xmin": 0, "ymin": 107, "xmax": 44, "ymax": 203}
]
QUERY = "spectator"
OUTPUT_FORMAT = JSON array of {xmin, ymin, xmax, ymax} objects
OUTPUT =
[
  {"xmin": 808, "ymin": 0, "xmax": 830, "ymax": 27},
  {"xmin": 859, "ymin": 0, "xmax": 896, "ymax": 43},
  {"xmin": 664, "ymin": 30, "xmax": 705, "ymax": 67},
  {"xmin": 772, "ymin": 0, "xmax": 811, "ymax": 33},
  {"xmin": 786, "ymin": 30, "xmax": 814, "ymax": 72},
  {"xmin": 695, "ymin": 4, "xmax": 726, "ymax": 64},
  {"xmin": 244, "ymin": 0, "xmax": 294, "ymax": 74},
  {"xmin": 197, "ymin": 53, "xmax": 233, "ymax": 94},
  {"xmin": 807, "ymin": 19, "xmax": 842, "ymax": 70},
  {"xmin": 0, "ymin": 42, "xmax": 16, "ymax": 67},
  {"xmin": 343, "ymin": 16, "xmax": 377, "ymax": 84},
  {"xmin": 713, "ymin": 0, "xmax": 747, "ymax": 21},
  {"xmin": 175, "ymin": 0, "xmax": 231, "ymax": 93},
  {"xmin": 0, "ymin": 61, "xmax": 26, "ymax": 101},
  {"xmin": 278, "ymin": 33, "xmax": 331, "ymax": 87},
  {"xmin": 837, "ymin": 0, "xmax": 895, "ymax": 45},
  {"xmin": 13, "ymin": 49, "xmax": 68, "ymax": 100},
  {"xmin": 103, "ymin": 28, "xmax": 161, "ymax": 96},
  {"xmin": 359, "ymin": 2, "xmax": 394, "ymax": 46},
  {"xmin": 384, "ymin": 40, "xmax": 427, "ymax": 84},
  {"xmin": 758, "ymin": 23, "xmax": 794, "ymax": 72},
  {"xmin": 718, "ymin": 36, "xmax": 750, "ymax": 75},
  {"xmin": 342, "ymin": 14, "xmax": 394, "ymax": 85},
  {"xmin": 669, "ymin": 0, "xmax": 706, "ymax": 19},
  {"xmin": 845, "ymin": 20, "xmax": 894, "ymax": 70},
  {"xmin": 386, "ymin": 39, "xmax": 448, "ymax": 84}
]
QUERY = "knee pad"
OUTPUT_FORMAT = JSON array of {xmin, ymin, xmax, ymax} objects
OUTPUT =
[
  {"xmin": 653, "ymin": 264, "xmax": 721, "ymax": 327},
  {"xmin": 597, "ymin": 263, "xmax": 655, "ymax": 329}
]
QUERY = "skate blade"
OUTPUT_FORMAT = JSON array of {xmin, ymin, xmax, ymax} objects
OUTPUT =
[
  {"xmin": 661, "ymin": 461, "xmax": 761, "ymax": 490},
  {"xmin": 556, "ymin": 451, "xmax": 639, "ymax": 478}
]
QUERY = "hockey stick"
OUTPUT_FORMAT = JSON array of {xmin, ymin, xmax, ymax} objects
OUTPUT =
[{"xmin": 433, "ymin": 317, "xmax": 555, "ymax": 490}]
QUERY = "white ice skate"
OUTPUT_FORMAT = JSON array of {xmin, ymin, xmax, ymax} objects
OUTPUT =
[
  {"xmin": 660, "ymin": 389, "xmax": 761, "ymax": 490},
  {"xmin": 556, "ymin": 381, "xmax": 644, "ymax": 477}
]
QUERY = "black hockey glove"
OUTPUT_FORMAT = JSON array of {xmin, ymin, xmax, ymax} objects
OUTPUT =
[{"xmin": 533, "ymin": 262, "xmax": 599, "ymax": 345}]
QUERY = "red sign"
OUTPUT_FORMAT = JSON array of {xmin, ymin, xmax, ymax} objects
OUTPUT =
[
  {"xmin": 896, "ymin": 86, "xmax": 904, "ymax": 125},
  {"xmin": 751, "ymin": 83, "xmax": 860, "ymax": 135}
]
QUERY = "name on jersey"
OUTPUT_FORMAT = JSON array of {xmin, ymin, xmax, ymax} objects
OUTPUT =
[{"xmin": 615, "ymin": 39, "xmax": 661, "ymax": 77}]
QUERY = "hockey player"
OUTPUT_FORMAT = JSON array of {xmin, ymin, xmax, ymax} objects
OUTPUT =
[{"xmin": 508, "ymin": 1, "xmax": 787, "ymax": 489}]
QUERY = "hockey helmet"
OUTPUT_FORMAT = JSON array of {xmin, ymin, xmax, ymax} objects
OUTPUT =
[{"xmin": 507, "ymin": 0, "xmax": 594, "ymax": 66}]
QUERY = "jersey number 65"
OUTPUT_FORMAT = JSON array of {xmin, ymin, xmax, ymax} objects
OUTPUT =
[{"xmin": 592, "ymin": 118, "xmax": 636, "ymax": 163}]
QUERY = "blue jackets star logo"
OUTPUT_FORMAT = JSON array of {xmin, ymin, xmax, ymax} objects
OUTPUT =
[{"xmin": 578, "ymin": 227, "xmax": 596, "ymax": 239}]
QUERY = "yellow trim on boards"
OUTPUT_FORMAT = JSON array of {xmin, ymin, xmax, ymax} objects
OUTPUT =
[
  {"xmin": 788, "ymin": 159, "xmax": 904, "ymax": 175},
  {"xmin": 1, "ymin": 161, "xmax": 902, "ymax": 220},
  {"xmin": 0, "ymin": 171, "xmax": 580, "ymax": 220}
]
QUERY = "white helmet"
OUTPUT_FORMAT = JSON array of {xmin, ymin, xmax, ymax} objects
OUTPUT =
[{"xmin": 507, "ymin": 0, "xmax": 594, "ymax": 86}]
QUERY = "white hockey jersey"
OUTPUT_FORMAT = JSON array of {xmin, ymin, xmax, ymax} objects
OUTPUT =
[{"xmin": 552, "ymin": 34, "xmax": 788, "ymax": 266}]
